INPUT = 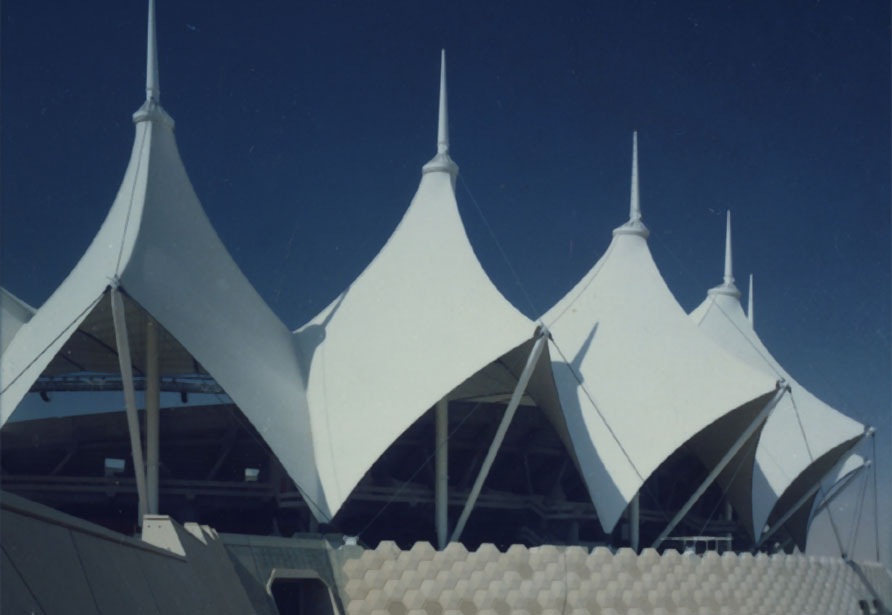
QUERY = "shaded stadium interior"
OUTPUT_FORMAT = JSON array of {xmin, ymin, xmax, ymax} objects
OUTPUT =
[{"xmin": 2, "ymin": 303, "xmax": 776, "ymax": 554}]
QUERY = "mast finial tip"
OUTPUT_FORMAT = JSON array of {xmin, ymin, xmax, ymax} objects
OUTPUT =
[
  {"xmin": 145, "ymin": 0, "xmax": 160, "ymax": 103},
  {"xmin": 423, "ymin": 49, "xmax": 458, "ymax": 177},
  {"xmin": 436, "ymin": 49, "xmax": 449, "ymax": 154},
  {"xmin": 613, "ymin": 131, "xmax": 649, "ymax": 238}
]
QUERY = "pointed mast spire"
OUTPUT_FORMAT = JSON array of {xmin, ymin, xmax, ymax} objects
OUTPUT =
[
  {"xmin": 630, "ymin": 131, "xmax": 641, "ymax": 223},
  {"xmin": 748, "ymin": 274, "xmax": 754, "ymax": 326},
  {"xmin": 134, "ymin": 0, "xmax": 173, "ymax": 125},
  {"xmin": 723, "ymin": 210, "xmax": 735, "ymax": 287},
  {"xmin": 613, "ymin": 131, "xmax": 649, "ymax": 238},
  {"xmin": 146, "ymin": 0, "xmax": 160, "ymax": 104},
  {"xmin": 437, "ymin": 49, "xmax": 449, "ymax": 155},
  {"xmin": 707, "ymin": 209, "xmax": 740, "ymax": 298},
  {"xmin": 423, "ymin": 50, "xmax": 458, "ymax": 178}
]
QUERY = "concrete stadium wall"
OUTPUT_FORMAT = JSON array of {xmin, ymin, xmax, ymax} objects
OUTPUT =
[
  {"xmin": 333, "ymin": 541, "xmax": 892, "ymax": 615},
  {"xmin": 4, "ymin": 491, "xmax": 889, "ymax": 615},
  {"xmin": 1, "ymin": 491, "xmax": 255, "ymax": 615},
  {"xmin": 221, "ymin": 532, "xmax": 343, "ymax": 614}
]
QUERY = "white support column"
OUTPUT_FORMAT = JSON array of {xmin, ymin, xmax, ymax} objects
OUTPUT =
[
  {"xmin": 747, "ymin": 274, "xmax": 754, "ymax": 326},
  {"xmin": 110, "ymin": 287, "xmax": 149, "ymax": 523},
  {"xmin": 145, "ymin": 316, "xmax": 160, "ymax": 515},
  {"xmin": 652, "ymin": 382, "xmax": 788, "ymax": 549},
  {"xmin": 435, "ymin": 397, "xmax": 449, "ymax": 549},
  {"xmin": 450, "ymin": 331, "xmax": 548, "ymax": 543},
  {"xmin": 846, "ymin": 462, "xmax": 872, "ymax": 558},
  {"xmin": 629, "ymin": 493, "xmax": 640, "ymax": 552},
  {"xmin": 724, "ymin": 499, "xmax": 734, "ymax": 550}
]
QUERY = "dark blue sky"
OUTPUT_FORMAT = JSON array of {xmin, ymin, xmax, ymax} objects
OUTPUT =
[{"xmin": 2, "ymin": 1, "xmax": 889, "ymax": 555}]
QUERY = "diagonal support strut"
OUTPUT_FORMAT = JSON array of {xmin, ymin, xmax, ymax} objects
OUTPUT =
[
  {"xmin": 652, "ymin": 381, "xmax": 788, "ymax": 549},
  {"xmin": 450, "ymin": 329, "xmax": 548, "ymax": 543},
  {"xmin": 757, "ymin": 429, "xmax": 872, "ymax": 549}
]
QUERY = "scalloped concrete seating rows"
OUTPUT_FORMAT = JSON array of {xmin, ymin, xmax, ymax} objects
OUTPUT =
[{"xmin": 336, "ymin": 542, "xmax": 891, "ymax": 615}]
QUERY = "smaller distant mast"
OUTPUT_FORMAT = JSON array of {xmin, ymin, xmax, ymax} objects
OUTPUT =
[
  {"xmin": 748, "ymin": 274, "xmax": 754, "ymax": 326},
  {"xmin": 707, "ymin": 210, "xmax": 740, "ymax": 298},
  {"xmin": 723, "ymin": 210, "xmax": 735, "ymax": 288},
  {"xmin": 146, "ymin": 0, "xmax": 160, "ymax": 104},
  {"xmin": 437, "ymin": 49, "xmax": 448, "ymax": 156},
  {"xmin": 630, "ymin": 131, "xmax": 641, "ymax": 224}
]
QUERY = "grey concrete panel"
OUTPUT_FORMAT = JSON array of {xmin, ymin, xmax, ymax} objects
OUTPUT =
[
  {"xmin": 133, "ymin": 548, "xmax": 205, "ymax": 615},
  {"xmin": 223, "ymin": 534, "xmax": 338, "ymax": 588},
  {"xmin": 1, "ymin": 549, "xmax": 47, "ymax": 615},
  {"xmin": 168, "ymin": 522, "xmax": 255, "ymax": 615},
  {"xmin": 222, "ymin": 534, "xmax": 347, "ymax": 615},
  {"xmin": 1, "ymin": 510, "xmax": 100, "ymax": 615},
  {"xmin": 69, "ymin": 530, "xmax": 160, "ymax": 615},
  {"xmin": 225, "ymin": 546, "xmax": 279, "ymax": 615},
  {"xmin": 223, "ymin": 543, "xmax": 264, "ymax": 580},
  {"xmin": 111, "ymin": 545, "xmax": 170, "ymax": 614},
  {"xmin": 1, "ymin": 495, "xmax": 258, "ymax": 615}
]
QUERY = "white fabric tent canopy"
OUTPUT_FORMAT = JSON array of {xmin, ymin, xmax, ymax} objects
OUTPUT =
[
  {"xmin": 689, "ymin": 212, "xmax": 865, "ymax": 541},
  {"xmin": 1, "ymin": 4, "xmax": 864, "ymax": 543},
  {"xmin": 832, "ymin": 452, "xmax": 866, "ymax": 483},
  {"xmin": 0, "ymin": 1, "xmax": 330, "ymax": 520},
  {"xmin": 294, "ymin": 52, "xmax": 541, "ymax": 519},
  {"xmin": 8, "ymin": 291, "xmax": 200, "ymax": 378},
  {"xmin": 807, "ymin": 452, "xmax": 867, "ymax": 540},
  {"xmin": 540, "ymin": 134, "xmax": 779, "ymax": 534},
  {"xmin": 0, "ymin": 288, "xmax": 35, "ymax": 356}
]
